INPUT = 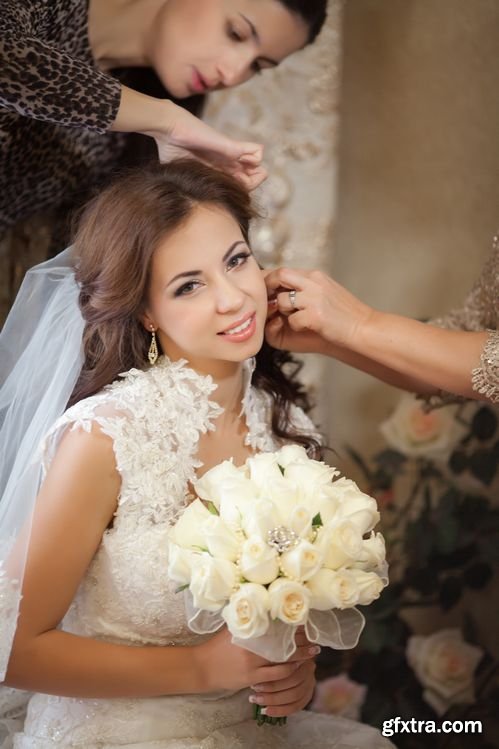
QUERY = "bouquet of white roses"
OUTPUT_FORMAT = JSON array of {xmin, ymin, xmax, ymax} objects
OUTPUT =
[{"xmin": 167, "ymin": 445, "xmax": 388, "ymax": 724}]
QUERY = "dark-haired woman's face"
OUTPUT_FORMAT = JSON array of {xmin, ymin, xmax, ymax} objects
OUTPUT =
[
  {"xmin": 143, "ymin": 203, "xmax": 268, "ymax": 371},
  {"xmin": 149, "ymin": 0, "xmax": 309, "ymax": 99}
]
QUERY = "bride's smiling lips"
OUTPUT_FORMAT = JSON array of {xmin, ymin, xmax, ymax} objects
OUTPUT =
[{"xmin": 217, "ymin": 312, "xmax": 257, "ymax": 342}]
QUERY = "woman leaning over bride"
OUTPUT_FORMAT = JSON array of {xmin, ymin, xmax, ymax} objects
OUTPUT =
[{"xmin": 0, "ymin": 160, "xmax": 394, "ymax": 748}]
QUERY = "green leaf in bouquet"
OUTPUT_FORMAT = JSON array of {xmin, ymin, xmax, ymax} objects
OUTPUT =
[
  {"xmin": 175, "ymin": 584, "xmax": 189, "ymax": 594},
  {"xmin": 206, "ymin": 501, "xmax": 219, "ymax": 515},
  {"xmin": 278, "ymin": 463, "xmax": 285, "ymax": 476},
  {"xmin": 312, "ymin": 512, "xmax": 323, "ymax": 528},
  {"xmin": 192, "ymin": 545, "xmax": 209, "ymax": 553}
]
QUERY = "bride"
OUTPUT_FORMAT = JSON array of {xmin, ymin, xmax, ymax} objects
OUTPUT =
[{"xmin": 0, "ymin": 160, "xmax": 394, "ymax": 748}]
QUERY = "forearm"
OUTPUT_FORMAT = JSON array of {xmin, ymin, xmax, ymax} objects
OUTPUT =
[
  {"xmin": 323, "ymin": 339, "xmax": 438, "ymax": 395},
  {"xmin": 336, "ymin": 311, "xmax": 488, "ymax": 398},
  {"xmin": 110, "ymin": 84, "xmax": 174, "ymax": 137},
  {"xmin": 5, "ymin": 629, "xmax": 207, "ymax": 698}
]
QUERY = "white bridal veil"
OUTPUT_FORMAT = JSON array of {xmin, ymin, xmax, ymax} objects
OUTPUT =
[{"xmin": 0, "ymin": 248, "xmax": 84, "ymax": 680}]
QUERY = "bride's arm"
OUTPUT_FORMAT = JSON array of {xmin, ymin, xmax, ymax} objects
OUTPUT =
[{"xmin": 3, "ymin": 425, "xmax": 310, "ymax": 698}]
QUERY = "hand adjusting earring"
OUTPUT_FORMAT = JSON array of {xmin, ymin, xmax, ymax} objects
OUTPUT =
[
  {"xmin": 148, "ymin": 326, "xmax": 158, "ymax": 365},
  {"xmin": 288, "ymin": 289, "xmax": 297, "ymax": 309}
]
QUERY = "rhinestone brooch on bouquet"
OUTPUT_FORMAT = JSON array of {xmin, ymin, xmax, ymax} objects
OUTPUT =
[{"xmin": 267, "ymin": 526, "xmax": 299, "ymax": 553}]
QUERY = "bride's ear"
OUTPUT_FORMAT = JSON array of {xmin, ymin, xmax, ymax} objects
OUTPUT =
[{"xmin": 139, "ymin": 311, "xmax": 156, "ymax": 332}]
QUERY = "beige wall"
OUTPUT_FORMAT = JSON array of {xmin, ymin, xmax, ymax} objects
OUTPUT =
[{"xmin": 326, "ymin": 0, "xmax": 499, "ymax": 463}]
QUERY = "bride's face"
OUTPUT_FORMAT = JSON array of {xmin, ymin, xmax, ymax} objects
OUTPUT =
[{"xmin": 144, "ymin": 203, "xmax": 267, "ymax": 370}]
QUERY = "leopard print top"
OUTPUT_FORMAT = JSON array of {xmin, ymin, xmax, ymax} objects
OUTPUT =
[{"xmin": 0, "ymin": 0, "xmax": 202, "ymax": 241}]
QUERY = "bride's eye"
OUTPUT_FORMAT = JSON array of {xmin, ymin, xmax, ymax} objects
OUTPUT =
[
  {"xmin": 227, "ymin": 251, "xmax": 251, "ymax": 270},
  {"xmin": 174, "ymin": 280, "xmax": 201, "ymax": 297}
]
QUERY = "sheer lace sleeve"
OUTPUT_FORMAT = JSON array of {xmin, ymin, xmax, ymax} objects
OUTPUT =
[{"xmin": 422, "ymin": 236, "xmax": 499, "ymax": 408}]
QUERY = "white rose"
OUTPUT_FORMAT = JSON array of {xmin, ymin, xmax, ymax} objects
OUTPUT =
[
  {"xmin": 355, "ymin": 532, "xmax": 386, "ymax": 572},
  {"xmin": 289, "ymin": 505, "xmax": 314, "ymax": 538},
  {"xmin": 239, "ymin": 535, "xmax": 280, "ymax": 584},
  {"xmin": 284, "ymin": 461, "xmax": 338, "ymax": 501},
  {"xmin": 380, "ymin": 393, "xmax": 468, "ymax": 458},
  {"xmin": 313, "ymin": 569, "xmax": 360, "ymax": 610},
  {"xmin": 268, "ymin": 578, "xmax": 310, "ymax": 625},
  {"xmin": 241, "ymin": 498, "xmax": 280, "ymax": 540},
  {"xmin": 260, "ymin": 477, "xmax": 301, "ymax": 526},
  {"xmin": 274, "ymin": 444, "xmax": 309, "ymax": 468},
  {"xmin": 167, "ymin": 543, "xmax": 197, "ymax": 585},
  {"xmin": 310, "ymin": 673, "xmax": 367, "ymax": 720},
  {"xmin": 306, "ymin": 568, "xmax": 341, "ymax": 610},
  {"xmin": 246, "ymin": 452, "xmax": 284, "ymax": 491},
  {"xmin": 189, "ymin": 555, "xmax": 238, "ymax": 612},
  {"xmin": 202, "ymin": 515, "xmax": 242, "ymax": 562},
  {"xmin": 195, "ymin": 459, "xmax": 249, "ymax": 506},
  {"xmin": 407, "ymin": 629, "xmax": 484, "ymax": 715},
  {"xmin": 349, "ymin": 569, "xmax": 385, "ymax": 605},
  {"xmin": 222, "ymin": 583, "xmax": 270, "ymax": 639},
  {"xmin": 168, "ymin": 499, "xmax": 213, "ymax": 549},
  {"xmin": 318, "ymin": 520, "xmax": 364, "ymax": 570},
  {"xmin": 280, "ymin": 540, "xmax": 323, "ymax": 582},
  {"xmin": 217, "ymin": 483, "xmax": 257, "ymax": 528},
  {"xmin": 333, "ymin": 482, "xmax": 380, "ymax": 535},
  {"xmin": 313, "ymin": 486, "xmax": 341, "ymax": 526}
]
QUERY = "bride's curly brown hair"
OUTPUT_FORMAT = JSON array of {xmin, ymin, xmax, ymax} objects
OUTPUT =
[{"xmin": 68, "ymin": 159, "xmax": 322, "ymax": 458}]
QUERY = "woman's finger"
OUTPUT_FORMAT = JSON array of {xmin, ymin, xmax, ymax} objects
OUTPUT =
[
  {"xmin": 275, "ymin": 288, "xmax": 306, "ymax": 315},
  {"xmin": 264, "ymin": 267, "xmax": 310, "ymax": 295}
]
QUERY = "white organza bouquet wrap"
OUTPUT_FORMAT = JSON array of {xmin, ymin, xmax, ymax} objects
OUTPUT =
[{"xmin": 168, "ymin": 445, "xmax": 388, "ymax": 662}]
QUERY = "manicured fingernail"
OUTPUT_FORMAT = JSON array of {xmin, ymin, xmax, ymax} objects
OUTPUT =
[
  {"xmin": 249, "ymin": 695, "xmax": 264, "ymax": 704},
  {"xmin": 250, "ymin": 685, "xmax": 264, "ymax": 692},
  {"xmin": 260, "ymin": 708, "xmax": 269, "ymax": 716},
  {"xmin": 309, "ymin": 646, "xmax": 321, "ymax": 655}
]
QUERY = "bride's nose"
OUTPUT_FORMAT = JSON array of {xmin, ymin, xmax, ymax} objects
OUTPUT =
[{"xmin": 214, "ymin": 276, "xmax": 245, "ymax": 314}]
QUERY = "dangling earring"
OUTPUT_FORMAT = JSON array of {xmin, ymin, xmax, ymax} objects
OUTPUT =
[{"xmin": 148, "ymin": 326, "xmax": 158, "ymax": 365}]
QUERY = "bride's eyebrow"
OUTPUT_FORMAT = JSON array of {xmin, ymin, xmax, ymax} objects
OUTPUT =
[{"xmin": 167, "ymin": 241, "xmax": 248, "ymax": 288}]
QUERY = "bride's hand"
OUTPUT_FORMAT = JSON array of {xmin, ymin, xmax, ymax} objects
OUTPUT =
[
  {"xmin": 196, "ymin": 626, "xmax": 317, "ymax": 695},
  {"xmin": 152, "ymin": 103, "xmax": 267, "ymax": 191},
  {"xmin": 248, "ymin": 627, "xmax": 318, "ymax": 718}
]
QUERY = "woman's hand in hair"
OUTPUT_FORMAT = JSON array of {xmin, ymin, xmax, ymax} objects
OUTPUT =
[
  {"xmin": 154, "ymin": 103, "xmax": 267, "ymax": 190},
  {"xmin": 112, "ymin": 87, "xmax": 267, "ymax": 190}
]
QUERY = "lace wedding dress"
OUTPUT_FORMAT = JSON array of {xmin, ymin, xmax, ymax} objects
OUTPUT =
[{"xmin": 0, "ymin": 357, "xmax": 394, "ymax": 748}]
